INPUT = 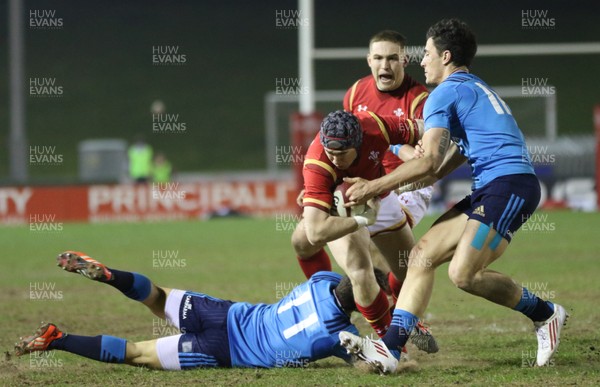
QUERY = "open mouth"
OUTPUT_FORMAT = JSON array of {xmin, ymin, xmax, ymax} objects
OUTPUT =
[{"xmin": 378, "ymin": 73, "xmax": 394, "ymax": 84}]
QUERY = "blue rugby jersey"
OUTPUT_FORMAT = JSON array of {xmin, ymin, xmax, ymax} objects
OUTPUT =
[
  {"xmin": 424, "ymin": 72, "xmax": 534, "ymax": 190},
  {"xmin": 226, "ymin": 271, "xmax": 358, "ymax": 367}
]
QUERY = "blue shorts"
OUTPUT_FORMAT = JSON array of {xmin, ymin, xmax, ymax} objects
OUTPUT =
[
  {"xmin": 453, "ymin": 174, "xmax": 540, "ymax": 242},
  {"xmin": 158, "ymin": 289, "xmax": 234, "ymax": 369}
]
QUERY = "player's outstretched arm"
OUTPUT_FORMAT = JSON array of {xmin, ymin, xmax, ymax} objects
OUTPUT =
[
  {"xmin": 302, "ymin": 205, "xmax": 376, "ymax": 246},
  {"xmin": 345, "ymin": 128, "xmax": 451, "ymax": 204},
  {"xmin": 396, "ymin": 141, "xmax": 466, "ymax": 194},
  {"xmin": 433, "ymin": 141, "xmax": 466, "ymax": 179},
  {"xmin": 390, "ymin": 143, "xmax": 420, "ymax": 162}
]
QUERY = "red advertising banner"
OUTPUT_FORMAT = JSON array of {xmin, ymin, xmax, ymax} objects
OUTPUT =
[{"xmin": 0, "ymin": 180, "xmax": 299, "ymax": 225}]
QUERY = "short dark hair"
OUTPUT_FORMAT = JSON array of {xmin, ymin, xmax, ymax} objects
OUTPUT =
[
  {"xmin": 335, "ymin": 268, "xmax": 389, "ymax": 314},
  {"xmin": 319, "ymin": 110, "xmax": 363, "ymax": 150},
  {"xmin": 426, "ymin": 18, "xmax": 477, "ymax": 67},
  {"xmin": 369, "ymin": 30, "xmax": 407, "ymax": 49}
]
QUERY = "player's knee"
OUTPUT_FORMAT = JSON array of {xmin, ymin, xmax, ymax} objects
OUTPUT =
[
  {"xmin": 126, "ymin": 340, "xmax": 163, "ymax": 369},
  {"xmin": 291, "ymin": 228, "xmax": 315, "ymax": 257},
  {"xmin": 293, "ymin": 220, "xmax": 329, "ymax": 251},
  {"xmin": 407, "ymin": 240, "xmax": 435, "ymax": 272},
  {"xmin": 448, "ymin": 266, "xmax": 475, "ymax": 291},
  {"xmin": 347, "ymin": 267, "xmax": 375, "ymax": 287},
  {"xmin": 305, "ymin": 232, "xmax": 327, "ymax": 247},
  {"xmin": 292, "ymin": 240, "xmax": 320, "ymax": 258},
  {"xmin": 124, "ymin": 341, "xmax": 144, "ymax": 366}
]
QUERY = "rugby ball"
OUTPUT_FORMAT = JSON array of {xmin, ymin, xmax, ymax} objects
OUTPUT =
[{"xmin": 332, "ymin": 182, "xmax": 366, "ymax": 217}]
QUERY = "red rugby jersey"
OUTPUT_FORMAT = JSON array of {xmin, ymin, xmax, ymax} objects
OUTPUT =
[
  {"xmin": 302, "ymin": 111, "xmax": 420, "ymax": 212},
  {"xmin": 343, "ymin": 74, "xmax": 428, "ymax": 173}
]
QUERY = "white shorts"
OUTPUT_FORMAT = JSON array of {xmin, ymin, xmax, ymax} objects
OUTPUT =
[
  {"xmin": 367, "ymin": 191, "xmax": 408, "ymax": 236},
  {"xmin": 397, "ymin": 186, "xmax": 433, "ymax": 227},
  {"xmin": 155, "ymin": 289, "xmax": 186, "ymax": 370}
]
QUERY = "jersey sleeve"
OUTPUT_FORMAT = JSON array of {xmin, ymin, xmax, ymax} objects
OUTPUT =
[
  {"xmin": 361, "ymin": 111, "xmax": 421, "ymax": 147},
  {"xmin": 302, "ymin": 159, "xmax": 337, "ymax": 212},
  {"xmin": 424, "ymin": 85, "xmax": 456, "ymax": 131}
]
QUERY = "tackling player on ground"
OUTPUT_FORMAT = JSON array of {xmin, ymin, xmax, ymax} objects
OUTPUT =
[
  {"xmin": 339, "ymin": 19, "xmax": 568, "ymax": 374},
  {"xmin": 15, "ymin": 251, "xmax": 389, "ymax": 369}
]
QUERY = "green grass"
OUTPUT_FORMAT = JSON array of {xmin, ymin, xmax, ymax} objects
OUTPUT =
[{"xmin": 1, "ymin": 211, "xmax": 599, "ymax": 386}]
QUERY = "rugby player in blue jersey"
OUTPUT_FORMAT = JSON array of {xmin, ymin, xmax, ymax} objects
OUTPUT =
[
  {"xmin": 15, "ymin": 251, "xmax": 388, "ymax": 370},
  {"xmin": 341, "ymin": 19, "xmax": 567, "ymax": 374}
]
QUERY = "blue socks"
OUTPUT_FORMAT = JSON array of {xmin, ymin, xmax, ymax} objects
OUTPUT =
[
  {"xmin": 106, "ymin": 269, "xmax": 152, "ymax": 302},
  {"xmin": 514, "ymin": 287, "xmax": 554, "ymax": 322},
  {"xmin": 382, "ymin": 309, "xmax": 418, "ymax": 358},
  {"xmin": 49, "ymin": 334, "xmax": 126, "ymax": 363}
]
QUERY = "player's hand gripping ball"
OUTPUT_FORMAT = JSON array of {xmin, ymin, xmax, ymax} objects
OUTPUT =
[{"xmin": 331, "ymin": 182, "xmax": 380, "ymax": 225}]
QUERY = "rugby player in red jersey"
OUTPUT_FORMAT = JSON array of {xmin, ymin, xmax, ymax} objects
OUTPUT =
[
  {"xmin": 344, "ymin": 31, "xmax": 443, "ymax": 352},
  {"xmin": 345, "ymin": 30, "xmax": 433, "ymax": 290},
  {"xmin": 296, "ymin": 32, "xmax": 441, "ymax": 353},
  {"xmin": 291, "ymin": 110, "xmax": 421, "ymax": 339}
]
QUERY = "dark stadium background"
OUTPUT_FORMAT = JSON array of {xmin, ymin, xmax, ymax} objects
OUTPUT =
[{"xmin": 1, "ymin": 0, "xmax": 599, "ymax": 183}]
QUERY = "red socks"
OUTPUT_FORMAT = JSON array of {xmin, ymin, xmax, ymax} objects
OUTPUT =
[
  {"xmin": 356, "ymin": 289, "xmax": 392, "ymax": 337},
  {"xmin": 387, "ymin": 272, "xmax": 403, "ymax": 305},
  {"xmin": 297, "ymin": 248, "xmax": 332, "ymax": 279}
]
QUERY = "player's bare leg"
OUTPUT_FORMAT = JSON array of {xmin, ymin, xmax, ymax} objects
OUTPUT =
[
  {"xmin": 447, "ymin": 220, "xmax": 517, "ymax": 305},
  {"xmin": 395, "ymin": 209, "xmax": 466, "ymax": 317},
  {"xmin": 448, "ymin": 220, "xmax": 568, "ymax": 366},
  {"xmin": 292, "ymin": 219, "xmax": 332, "ymax": 278},
  {"xmin": 327, "ymin": 228, "xmax": 378, "ymax": 305},
  {"xmin": 15, "ymin": 322, "xmax": 164, "ymax": 369},
  {"xmin": 57, "ymin": 251, "xmax": 170, "ymax": 319},
  {"xmin": 342, "ymin": 209, "xmax": 467, "ymax": 372},
  {"xmin": 124, "ymin": 339, "xmax": 162, "ymax": 368},
  {"xmin": 368, "ymin": 241, "xmax": 392, "ymax": 274},
  {"xmin": 341, "ymin": 208, "xmax": 461, "ymax": 369},
  {"xmin": 328, "ymin": 228, "xmax": 391, "ymax": 337},
  {"xmin": 371, "ymin": 225, "xmax": 439, "ymax": 354},
  {"xmin": 371, "ymin": 226, "xmax": 414, "ymax": 283}
]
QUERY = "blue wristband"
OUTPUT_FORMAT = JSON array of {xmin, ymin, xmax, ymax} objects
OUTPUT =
[{"xmin": 389, "ymin": 144, "xmax": 403, "ymax": 156}]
